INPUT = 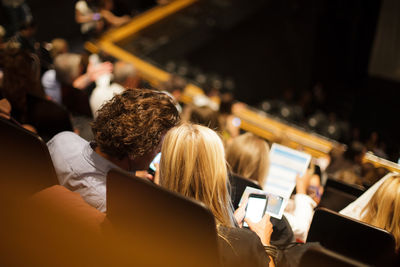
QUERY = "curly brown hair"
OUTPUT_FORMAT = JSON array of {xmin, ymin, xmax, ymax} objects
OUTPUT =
[{"xmin": 91, "ymin": 88, "xmax": 180, "ymax": 160}]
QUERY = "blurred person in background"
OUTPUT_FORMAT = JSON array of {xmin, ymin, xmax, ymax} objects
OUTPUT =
[
  {"xmin": 49, "ymin": 38, "xmax": 69, "ymax": 60},
  {"xmin": 75, "ymin": 0, "xmax": 104, "ymax": 38},
  {"xmin": 89, "ymin": 61, "xmax": 138, "ymax": 117},
  {"xmin": 99, "ymin": 0, "xmax": 130, "ymax": 30},
  {"xmin": 226, "ymin": 132, "xmax": 270, "ymax": 187},
  {"xmin": 187, "ymin": 104, "xmax": 220, "ymax": 131},
  {"xmin": 284, "ymin": 170, "xmax": 323, "ymax": 242},
  {"xmin": 158, "ymin": 74, "xmax": 186, "ymax": 113},
  {"xmin": 1, "ymin": 0, "xmax": 32, "ymax": 37},
  {"xmin": 0, "ymin": 48, "xmax": 73, "ymax": 139},
  {"xmin": 52, "ymin": 52, "xmax": 112, "ymax": 116},
  {"xmin": 41, "ymin": 38, "xmax": 69, "ymax": 105}
]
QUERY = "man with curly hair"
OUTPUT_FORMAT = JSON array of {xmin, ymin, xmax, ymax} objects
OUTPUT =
[{"xmin": 47, "ymin": 89, "xmax": 180, "ymax": 212}]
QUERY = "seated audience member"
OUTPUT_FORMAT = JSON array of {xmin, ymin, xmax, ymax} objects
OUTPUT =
[
  {"xmin": 90, "ymin": 61, "xmax": 137, "ymax": 117},
  {"xmin": 226, "ymin": 132, "xmax": 319, "ymax": 243},
  {"xmin": 340, "ymin": 172, "xmax": 396, "ymax": 220},
  {"xmin": 159, "ymin": 123, "xmax": 276, "ymax": 267},
  {"xmin": 284, "ymin": 170, "xmax": 323, "ymax": 242},
  {"xmin": 218, "ymin": 92, "xmax": 242, "ymax": 146},
  {"xmin": 0, "ymin": 0, "xmax": 32, "ymax": 38},
  {"xmin": 8, "ymin": 20, "xmax": 38, "ymax": 53},
  {"xmin": 359, "ymin": 174, "xmax": 400, "ymax": 253},
  {"xmin": 186, "ymin": 104, "xmax": 220, "ymax": 131},
  {"xmin": 1, "ymin": 48, "xmax": 72, "ymax": 139},
  {"xmin": 158, "ymin": 74, "xmax": 187, "ymax": 113},
  {"xmin": 47, "ymin": 89, "xmax": 180, "ymax": 212},
  {"xmin": 0, "ymin": 97, "xmax": 36, "ymax": 133},
  {"xmin": 326, "ymin": 141, "xmax": 365, "ymax": 184},
  {"xmin": 99, "ymin": 0, "xmax": 130, "ymax": 29},
  {"xmin": 41, "ymin": 39, "xmax": 69, "ymax": 104},
  {"xmin": 75, "ymin": 0, "xmax": 104, "ymax": 37},
  {"xmin": 52, "ymin": 52, "xmax": 112, "ymax": 115},
  {"xmin": 226, "ymin": 132, "xmax": 270, "ymax": 187},
  {"xmin": 361, "ymin": 163, "xmax": 389, "ymax": 188},
  {"xmin": 49, "ymin": 38, "xmax": 69, "ymax": 59}
]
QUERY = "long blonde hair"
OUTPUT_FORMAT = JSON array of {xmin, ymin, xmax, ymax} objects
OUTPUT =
[
  {"xmin": 361, "ymin": 175, "xmax": 400, "ymax": 252},
  {"xmin": 225, "ymin": 132, "xmax": 270, "ymax": 187},
  {"xmin": 160, "ymin": 123, "xmax": 235, "ymax": 227}
]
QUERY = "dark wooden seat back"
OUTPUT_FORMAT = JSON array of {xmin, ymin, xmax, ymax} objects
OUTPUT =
[
  {"xmin": 307, "ymin": 208, "xmax": 397, "ymax": 266},
  {"xmin": 299, "ymin": 246, "xmax": 370, "ymax": 267},
  {"xmin": 318, "ymin": 178, "xmax": 365, "ymax": 212},
  {"xmin": 0, "ymin": 118, "xmax": 58, "ymax": 201},
  {"xmin": 106, "ymin": 168, "xmax": 220, "ymax": 267}
]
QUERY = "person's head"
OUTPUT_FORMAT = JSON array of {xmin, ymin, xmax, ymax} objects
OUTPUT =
[
  {"xmin": 54, "ymin": 53, "xmax": 82, "ymax": 85},
  {"xmin": 225, "ymin": 132, "xmax": 270, "ymax": 187},
  {"xmin": 113, "ymin": 61, "xmax": 137, "ymax": 87},
  {"xmin": 91, "ymin": 88, "xmax": 180, "ymax": 170},
  {"xmin": 158, "ymin": 74, "xmax": 187, "ymax": 100},
  {"xmin": 50, "ymin": 38, "xmax": 69, "ymax": 59},
  {"xmin": 1, "ymin": 48, "xmax": 42, "ymax": 117},
  {"xmin": 160, "ymin": 123, "xmax": 234, "ymax": 227},
  {"xmin": 361, "ymin": 175, "xmax": 400, "ymax": 252},
  {"xmin": 189, "ymin": 105, "xmax": 220, "ymax": 132},
  {"xmin": 344, "ymin": 141, "xmax": 366, "ymax": 164},
  {"xmin": 19, "ymin": 20, "xmax": 37, "ymax": 38}
]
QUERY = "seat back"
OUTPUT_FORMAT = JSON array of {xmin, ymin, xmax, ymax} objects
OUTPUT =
[
  {"xmin": 299, "ymin": 246, "xmax": 371, "ymax": 267},
  {"xmin": 318, "ymin": 178, "xmax": 365, "ymax": 211},
  {"xmin": 229, "ymin": 173, "xmax": 262, "ymax": 210},
  {"xmin": 307, "ymin": 208, "xmax": 397, "ymax": 266},
  {"xmin": 28, "ymin": 95, "xmax": 74, "ymax": 142},
  {"xmin": 326, "ymin": 178, "xmax": 365, "ymax": 197},
  {"xmin": 0, "ymin": 117, "xmax": 58, "ymax": 201},
  {"xmin": 106, "ymin": 168, "xmax": 220, "ymax": 267}
]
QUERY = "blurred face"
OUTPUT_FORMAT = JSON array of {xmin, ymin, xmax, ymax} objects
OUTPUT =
[{"xmin": 307, "ymin": 174, "xmax": 323, "ymax": 204}]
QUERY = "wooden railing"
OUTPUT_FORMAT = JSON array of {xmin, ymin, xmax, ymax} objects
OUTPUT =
[
  {"xmin": 362, "ymin": 152, "xmax": 400, "ymax": 173},
  {"xmin": 84, "ymin": 0, "xmax": 363, "ymax": 161}
]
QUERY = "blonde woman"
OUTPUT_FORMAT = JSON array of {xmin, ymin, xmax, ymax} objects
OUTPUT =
[
  {"xmin": 226, "ymin": 132, "xmax": 270, "ymax": 187},
  {"xmin": 361, "ymin": 175, "xmax": 400, "ymax": 253},
  {"xmin": 159, "ymin": 123, "xmax": 275, "ymax": 267}
]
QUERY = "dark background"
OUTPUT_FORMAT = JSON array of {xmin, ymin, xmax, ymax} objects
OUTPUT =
[{"xmin": 2, "ymin": 0, "xmax": 399, "ymax": 160}]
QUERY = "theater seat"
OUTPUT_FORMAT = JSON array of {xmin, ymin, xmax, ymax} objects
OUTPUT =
[
  {"xmin": 0, "ymin": 117, "xmax": 58, "ymax": 201},
  {"xmin": 299, "ymin": 246, "xmax": 370, "ymax": 267},
  {"xmin": 228, "ymin": 173, "xmax": 294, "ymax": 246},
  {"xmin": 0, "ymin": 185, "xmax": 108, "ymax": 267},
  {"xmin": 106, "ymin": 168, "xmax": 221, "ymax": 267},
  {"xmin": 318, "ymin": 178, "xmax": 365, "ymax": 212},
  {"xmin": 307, "ymin": 208, "xmax": 397, "ymax": 267}
]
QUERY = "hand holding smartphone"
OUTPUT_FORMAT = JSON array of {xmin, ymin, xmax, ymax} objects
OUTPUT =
[
  {"xmin": 243, "ymin": 193, "xmax": 268, "ymax": 228},
  {"xmin": 148, "ymin": 152, "xmax": 161, "ymax": 176}
]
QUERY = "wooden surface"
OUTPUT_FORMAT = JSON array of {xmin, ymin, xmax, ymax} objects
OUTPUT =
[{"xmin": 362, "ymin": 152, "xmax": 400, "ymax": 173}]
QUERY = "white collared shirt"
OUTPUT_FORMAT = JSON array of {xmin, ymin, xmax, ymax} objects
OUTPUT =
[{"xmin": 47, "ymin": 131, "xmax": 121, "ymax": 212}]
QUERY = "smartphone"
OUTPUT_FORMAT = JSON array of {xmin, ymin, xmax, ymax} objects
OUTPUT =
[
  {"xmin": 243, "ymin": 193, "xmax": 268, "ymax": 228},
  {"xmin": 265, "ymin": 194, "xmax": 284, "ymax": 218},
  {"xmin": 148, "ymin": 152, "xmax": 161, "ymax": 176}
]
